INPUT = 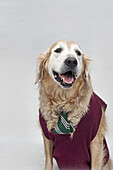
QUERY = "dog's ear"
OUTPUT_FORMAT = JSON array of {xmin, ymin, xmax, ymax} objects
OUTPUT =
[
  {"xmin": 83, "ymin": 54, "xmax": 91, "ymax": 80},
  {"xmin": 35, "ymin": 50, "xmax": 49, "ymax": 84}
]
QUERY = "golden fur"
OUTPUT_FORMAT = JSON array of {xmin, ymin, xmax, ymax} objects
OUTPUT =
[
  {"xmin": 36, "ymin": 48, "xmax": 92, "ymax": 132},
  {"xmin": 36, "ymin": 40, "xmax": 112, "ymax": 170}
]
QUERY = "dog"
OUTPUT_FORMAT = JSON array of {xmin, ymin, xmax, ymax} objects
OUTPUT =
[{"xmin": 35, "ymin": 40, "xmax": 112, "ymax": 170}]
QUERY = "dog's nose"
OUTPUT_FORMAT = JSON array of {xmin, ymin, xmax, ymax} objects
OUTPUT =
[{"xmin": 65, "ymin": 57, "xmax": 78, "ymax": 68}]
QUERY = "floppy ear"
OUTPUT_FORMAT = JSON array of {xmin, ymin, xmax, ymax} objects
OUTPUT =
[
  {"xmin": 35, "ymin": 50, "xmax": 49, "ymax": 84},
  {"xmin": 83, "ymin": 54, "xmax": 91, "ymax": 79}
]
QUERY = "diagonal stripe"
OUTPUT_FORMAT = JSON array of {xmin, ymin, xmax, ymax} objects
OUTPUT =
[
  {"xmin": 61, "ymin": 116, "xmax": 69, "ymax": 127},
  {"xmin": 53, "ymin": 111, "xmax": 74, "ymax": 134},
  {"xmin": 54, "ymin": 124, "xmax": 64, "ymax": 134},
  {"xmin": 61, "ymin": 116, "xmax": 70, "ymax": 129},
  {"xmin": 61, "ymin": 116, "xmax": 69, "ymax": 129},
  {"xmin": 61, "ymin": 116, "xmax": 70, "ymax": 128}
]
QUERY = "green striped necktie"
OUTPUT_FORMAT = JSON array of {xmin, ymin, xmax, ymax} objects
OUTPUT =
[{"xmin": 53, "ymin": 111, "xmax": 74, "ymax": 134}]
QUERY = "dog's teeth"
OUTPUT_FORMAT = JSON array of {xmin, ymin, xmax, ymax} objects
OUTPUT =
[
  {"xmin": 59, "ymin": 74, "xmax": 63, "ymax": 79},
  {"xmin": 63, "ymin": 77, "xmax": 65, "ymax": 82}
]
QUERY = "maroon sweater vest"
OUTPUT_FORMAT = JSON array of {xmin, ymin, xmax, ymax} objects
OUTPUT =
[{"xmin": 39, "ymin": 92, "xmax": 109, "ymax": 170}]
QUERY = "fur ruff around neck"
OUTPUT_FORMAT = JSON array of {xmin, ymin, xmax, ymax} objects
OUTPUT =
[{"xmin": 39, "ymin": 57, "xmax": 93, "ymax": 132}]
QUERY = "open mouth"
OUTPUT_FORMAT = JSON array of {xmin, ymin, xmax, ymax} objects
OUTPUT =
[{"xmin": 53, "ymin": 70, "xmax": 77, "ymax": 88}]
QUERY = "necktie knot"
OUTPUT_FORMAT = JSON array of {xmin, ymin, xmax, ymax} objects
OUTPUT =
[{"xmin": 53, "ymin": 111, "xmax": 74, "ymax": 134}]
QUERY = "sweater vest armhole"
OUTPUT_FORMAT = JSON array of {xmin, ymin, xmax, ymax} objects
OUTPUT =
[
  {"xmin": 39, "ymin": 109, "xmax": 50, "ymax": 140},
  {"xmin": 91, "ymin": 93, "xmax": 107, "ymax": 141}
]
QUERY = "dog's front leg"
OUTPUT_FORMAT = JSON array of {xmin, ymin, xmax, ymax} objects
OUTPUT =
[
  {"xmin": 90, "ymin": 134, "xmax": 103, "ymax": 170},
  {"xmin": 42, "ymin": 131, "xmax": 53, "ymax": 170},
  {"xmin": 90, "ymin": 108, "xmax": 106, "ymax": 170}
]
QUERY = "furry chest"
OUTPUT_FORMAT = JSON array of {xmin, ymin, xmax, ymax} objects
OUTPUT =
[{"xmin": 39, "ymin": 93, "xmax": 109, "ymax": 169}]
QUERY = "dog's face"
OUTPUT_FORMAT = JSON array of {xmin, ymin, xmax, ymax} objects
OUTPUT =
[
  {"xmin": 48, "ymin": 41, "xmax": 83, "ymax": 88},
  {"xmin": 36, "ymin": 40, "xmax": 90, "ymax": 90}
]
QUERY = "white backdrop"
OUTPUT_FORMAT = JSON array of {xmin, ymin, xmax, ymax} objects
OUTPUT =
[{"xmin": 0, "ymin": 0, "xmax": 113, "ymax": 169}]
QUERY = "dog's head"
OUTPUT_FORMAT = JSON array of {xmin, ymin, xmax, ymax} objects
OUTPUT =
[{"xmin": 35, "ymin": 40, "xmax": 91, "ymax": 89}]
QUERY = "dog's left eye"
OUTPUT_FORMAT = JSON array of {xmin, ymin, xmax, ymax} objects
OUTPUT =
[
  {"xmin": 75, "ymin": 50, "xmax": 81, "ymax": 56},
  {"xmin": 54, "ymin": 48, "xmax": 62, "ymax": 53}
]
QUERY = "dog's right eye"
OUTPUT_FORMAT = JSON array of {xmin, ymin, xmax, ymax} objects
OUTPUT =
[{"xmin": 54, "ymin": 48, "xmax": 62, "ymax": 53}]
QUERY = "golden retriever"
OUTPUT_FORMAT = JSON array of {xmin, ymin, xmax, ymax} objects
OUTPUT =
[{"xmin": 35, "ymin": 40, "xmax": 112, "ymax": 170}]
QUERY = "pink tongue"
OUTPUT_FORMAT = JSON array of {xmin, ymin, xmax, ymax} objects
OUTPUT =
[{"xmin": 60, "ymin": 75, "xmax": 74, "ymax": 84}]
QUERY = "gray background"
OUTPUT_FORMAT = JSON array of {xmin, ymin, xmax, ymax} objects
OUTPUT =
[{"xmin": 0, "ymin": 0, "xmax": 113, "ymax": 169}]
